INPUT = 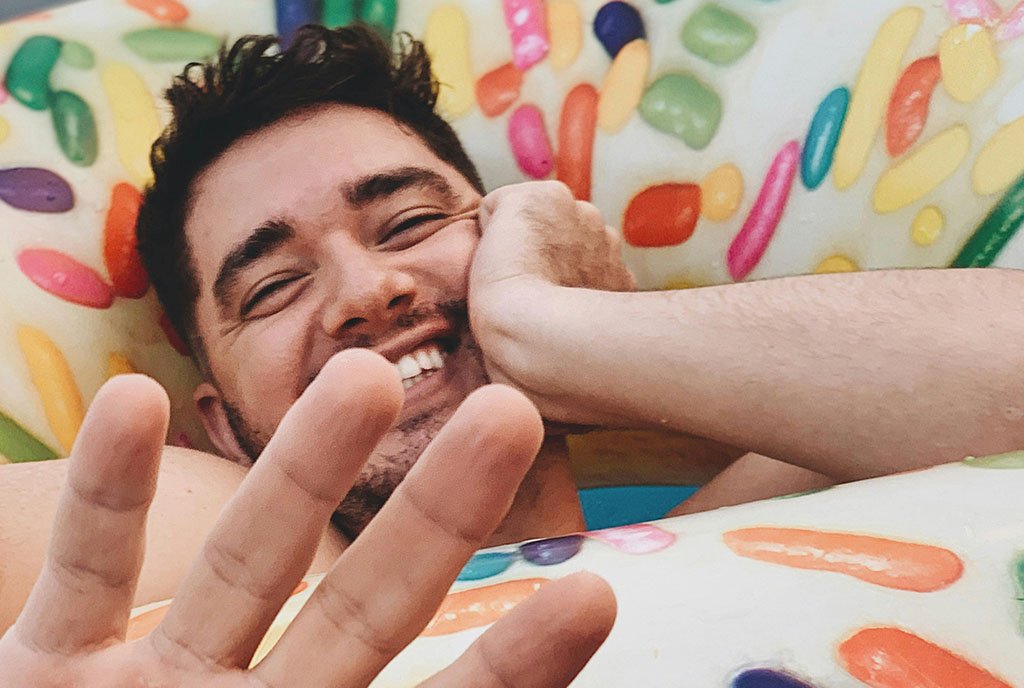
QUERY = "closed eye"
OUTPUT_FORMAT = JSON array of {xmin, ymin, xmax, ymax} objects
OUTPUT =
[
  {"xmin": 380, "ymin": 212, "xmax": 449, "ymax": 245},
  {"xmin": 241, "ymin": 276, "xmax": 301, "ymax": 317}
]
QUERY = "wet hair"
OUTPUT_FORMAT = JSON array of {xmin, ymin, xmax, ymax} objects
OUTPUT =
[{"xmin": 136, "ymin": 24, "xmax": 484, "ymax": 365}]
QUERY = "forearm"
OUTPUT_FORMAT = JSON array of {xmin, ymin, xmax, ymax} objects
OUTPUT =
[{"xmin": 513, "ymin": 268, "xmax": 1024, "ymax": 480}]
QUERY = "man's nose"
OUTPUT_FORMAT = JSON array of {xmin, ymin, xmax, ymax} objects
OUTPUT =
[{"xmin": 321, "ymin": 254, "xmax": 416, "ymax": 337}]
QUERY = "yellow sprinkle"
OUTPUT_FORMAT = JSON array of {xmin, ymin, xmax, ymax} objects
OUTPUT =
[
  {"xmin": 548, "ymin": 0, "xmax": 582, "ymax": 69},
  {"xmin": 940, "ymin": 24, "xmax": 999, "ymax": 104},
  {"xmin": 814, "ymin": 255, "xmax": 859, "ymax": 274},
  {"xmin": 424, "ymin": 5, "xmax": 474, "ymax": 118},
  {"xmin": 872, "ymin": 125, "xmax": 970, "ymax": 214},
  {"xmin": 17, "ymin": 326, "xmax": 84, "ymax": 454},
  {"xmin": 972, "ymin": 117, "xmax": 1024, "ymax": 196},
  {"xmin": 101, "ymin": 62, "xmax": 161, "ymax": 187},
  {"xmin": 0, "ymin": 117, "xmax": 9, "ymax": 144},
  {"xmin": 663, "ymin": 278, "xmax": 694, "ymax": 290},
  {"xmin": 700, "ymin": 163, "xmax": 743, "ymax": 221},
  {"xmin": 107, "ymin": 352, "xmax": 136, "ymax": 379},
  {"xmin": 911, "ymin": 206, "xmax": 945, "ymax": 246},
  {"xmin": 833, "ymin": 8, "xmax": 922, "ymax": 190},
  {"xmin": 598, "ymin": 39, "xmax": 650, "ymax": 134},
  {"xmin": 0, "ymin": 26, "xmax": 13, "ymax": 44}
]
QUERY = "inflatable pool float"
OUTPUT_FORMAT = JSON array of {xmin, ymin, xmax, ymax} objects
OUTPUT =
[{"xmin": 3, "ymin": 0, "xmax": 1024, "ymax": 684}]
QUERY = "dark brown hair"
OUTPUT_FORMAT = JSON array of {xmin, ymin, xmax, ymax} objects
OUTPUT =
[{"xmin": 136, "ymin": 24, "xmax": 484, "ymax": 364}]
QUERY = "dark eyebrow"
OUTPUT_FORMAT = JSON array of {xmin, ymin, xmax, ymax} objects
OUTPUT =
[
  {"xmin": 213, "ymin": 220, "xmax": 295, "ymax": 314},
  {"xmin": 344, "ymin": 166, "xmax": 457, "ymax": 208}
]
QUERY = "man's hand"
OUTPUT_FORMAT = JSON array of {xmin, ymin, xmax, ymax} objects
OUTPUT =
[
  {"xmin": 470, "ymin": 181, "xmax": 635, "ymax": 427},
  {"xmin": 0, "ymin": 351, "xmax": 615, "ymax": 687}
]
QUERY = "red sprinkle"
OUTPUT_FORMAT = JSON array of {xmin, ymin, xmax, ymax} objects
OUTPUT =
[
  {"xmin": 886, "ymin": 56, "xmax": 942, "ymax": 157},
  {"xmin": 125, "ymin": 0, "xmax": 189, "ymax": 23},
  {"xmin": 103, "ymin": 183, "xmax": 149, "ymax": 298},
  {"xmin": 556, "ymin": 83, "xmax": 599, "ymax": 201},
  {"xmin": 623, "ymin": 183, "xmax": 702, "ymax": 248},
  {"xmin": 159, "ymin": 312, "xmax": 190, "ymax": 356},
  {"xmin": 475, "ymin": 63, "xmax": 523, "ymax": 118}
]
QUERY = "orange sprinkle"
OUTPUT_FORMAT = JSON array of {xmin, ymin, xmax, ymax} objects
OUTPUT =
[
  {"xmin": 103, "ymin": 183, "xmax": 149, "ymax": 299},
  {"xmin": 475, "ymin": 63, "xmax": 522, "ymax": 118},
  {"xmin": 422, "ymin": 578, "xmax": 548, "ymax": 637},
  {"xmin": 623, "ymin": 184, "xmax": 701, "ymax": 248},
  {"xmin": 723, "ymin": 527, "xmax": 963, "ymax": 592},
  {"xmin": 125, "ymin": 0, "xmax": 189, "ymax": 23},
  {"xmin": 839, "ymin": 627, "xmax": 1012, "ymax": 687},
  {"xmin": 291, "ymin": 580, "xmax": 309, "ymax": 596},
  {"xmin": 886, "ymin": 56, "xmax": 942, "ymax": 157},
  {"xmin": 126, "ymin": 602, "xmax": 171, "ymax": 640},
  {"xmin": 556, "ymin": 83, "xmax": 598, "ymax": 201}
]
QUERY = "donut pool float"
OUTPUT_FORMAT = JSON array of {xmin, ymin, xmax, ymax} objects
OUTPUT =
[{"xmin": 2, "ymin": 0, "xmax": 1024, "ymax": 683}]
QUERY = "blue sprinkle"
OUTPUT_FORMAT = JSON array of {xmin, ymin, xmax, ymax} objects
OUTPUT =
[
  {"xmin": 275, "ymin": 0, "xmax": 318, "ymax": 48},
  {"xmin": 457, "ymin": 550, "xmax": 517, "ymax": 582},
  {"xmin": 732, "ymin": 668, "xmax": 820, "ymax": 688},
  {"xmin": 801, "ymin": 86, "xmax": 849, "ymax": 190},
  {"xmin": 520, "ymin": 534, "xmax": 585, "ymax": 566},
  {"xmin": 594, "ymin": 1, "xmax": 646, "ymax": 58}
]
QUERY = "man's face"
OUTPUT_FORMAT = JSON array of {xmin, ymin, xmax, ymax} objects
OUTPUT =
[{"xmin": 186, "ymin": 104, "xmax": 488, "ymax": 532}]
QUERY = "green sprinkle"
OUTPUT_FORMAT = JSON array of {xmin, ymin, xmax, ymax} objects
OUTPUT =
[
  {"xmin": 682, "ymin": 4, "xmax": 758, "ymax": 66},
  {"xmin": 123, "ymin": 28, "xmax": 221, "ymax": 62},
  {"xmin": 951, "ymin": 171, "xmax": 1024, "ymax": 268},
  {"xmin": 962, "ymin": 451, "xmax": 1024, "ymax": 469},
  {"xmin": 639, "ymin": 73, "xmax": 723, "ymax": 150},
  {"xmin": 60, "ymin": 41, "xmax": 95, "ymax": 70},
  {"xmin": 0, "ymin": 410, "xmax": 58, "ymax": 462}
]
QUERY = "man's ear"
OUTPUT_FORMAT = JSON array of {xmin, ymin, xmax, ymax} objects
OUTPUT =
[{"xmin": 194, "ymin": 382, "xmax": 250, "ymax": 464}]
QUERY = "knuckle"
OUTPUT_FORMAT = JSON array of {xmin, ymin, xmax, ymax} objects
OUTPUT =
[
  {"xmin": 201, "ymin": 537, "xmax": 276, "ymax": 604},
  {"xmin": 312, "ymin": 575, "xmax": 404, "ymax": 659}
]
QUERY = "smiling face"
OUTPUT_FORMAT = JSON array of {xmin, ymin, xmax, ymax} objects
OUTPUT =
[{"xmin": 186, "ymin": 104, "xmax": 489, "ymax": 533}]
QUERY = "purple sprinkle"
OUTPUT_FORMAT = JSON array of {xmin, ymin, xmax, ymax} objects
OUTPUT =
[
  {"xmin": 732, "ymin": 668, "xmax": 820, "ymax": 688},
  {"xmin": 0, "ymin": 167, "xmax": 74, "ymax": 213},
  {"xmin": 594, "ymin": 1, "xmax": 646, "ymax": 58},
  {"xmin": 520, "ymin": 534, "xmax": 584, "ymax": 566}
]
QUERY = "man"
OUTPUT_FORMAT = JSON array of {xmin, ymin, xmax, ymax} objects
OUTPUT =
[{"xmin": 3, "ymin": 21, "xmax": 1024, "ymax": 635}]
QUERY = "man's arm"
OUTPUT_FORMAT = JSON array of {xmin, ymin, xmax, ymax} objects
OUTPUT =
[
  {"xmin": 471, "ymin": 182, "xmax": 1024, "ymax": 482},
  {"xmin": 0, "ymin": 447, "xmax": 346, "ymax": 632}
]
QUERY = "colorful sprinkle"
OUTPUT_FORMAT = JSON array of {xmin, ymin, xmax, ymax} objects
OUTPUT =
[
  {"xmin": 4, "ymin": 35, "xmax": 61, "ymax": 111},
  {"xmin": 597, "ymin": 38, "xmax": 649, "ymax": 133},
  {"xmin": 424, "ymin": 5, "xmax": 475, "ymax": 118},
  {"xmin": 101, "ymin": 62, "xmax": 161, "ymax": 186},
  {"xmin": 952, "ymin": 170, "xmax": 1024, "ymax": 267},
  {"xmin": 17, "ymin": 248, "xmax": 115, "ymax": 309},
  {"xmin": 681, "ymin": 3, "xmax": 757, "ymax": 66},
  {"xmin": 60, "ymin": 41, "xmax": 95, "ymax": 69},
  {"xmin": 701, "ymin": 163, "xmax": 743, "ymax": 221},
  {"xmin": 996, "ymin": 1, "xmax": 1024, "ymax": 41},
  {"xmin": 50, "ymin": 91, "xmax": 98, "ymax": 167},
  {"xmin": 360, "ymin": 0, "xmax": 398, "ymax": 39},
  {"xmin": 587, "ymin": 523, "xmax": 676, "ymax": 554},
  {"xmin": 547, "ymin": 0, "xmax": 582, "ymax": 69},
  {"xmin": 508, "ymin": 104, "xmax": 553, "ymax": 179},
  {"xmin": 0, "ymin": 118, "xmax": 10, "ymax": 144},
  {"xmin": 103, "ymin": 183, "xmax": 149, "ymax": 298},
  {"xmin": 939, "ymin": 24, "xmax": 999, "ymax": 104},
  {"xmin": 731, "ymin": 668, "xmax": 819, "ymax": 688},
  {"xmin": 321, "ymin": 0, "xmax": 357, "ymax": 27},
  {"xmin": 622, "ymin": 183, "xmax": 701, "ymax": 248},
  {"xmin": 814, "ymin": 255, "xmax": 858, "ymax": 274},
  {"xmin": 873, "ymin": 125, "xmax": 970, "ymax": 214},
  {"xmin": 886, "ymin": 56, "xmax": 941, "ymax": 158},
  {"xmin": 159, "ymin": 312, "xmax": 190, "ymax": 356},
  {"xmin": 963, "ymin": 450, "xmax": 1024, "ymax": 469},
  {"xmin": 274, "ymin": 0, "xmax": 317, "ymax": 48},
  {"xmin": 475, "ymin": 63, "xmax": 522, "ymax": 118},
  {"xmin": 107, "ymin": 352, "xmax": 136, "ymax": 379},
  {"xmin": 123, "ymin": 28, "xmax": 221, "ymax": 62},
  {"xmin": 422, "ymin": 578, "xmax": 549, "ymax": 637},
  {"xmin": 801, "ymin": 86, "xmax": 849, "ymax": 190},
  {"xmin": 457, "ymin": 551, "xmax": 517, "ymax": 582},
  {"xmin": 17, "ymin": 326, "xmax": 84, "ymax": 454},
  {"xmin": 520, "ymin": 534, "xmax": 584, "ymax": 566},
  {"xmin": 593, "ymin": 1, "xmax": 645, "ymax": 59},
  {"xmin": 727, "ymin": 140, "xmax": 800, "ymax": 281},
  {"xmin": 996, "ymin": 78, "xmax": 1024, "ymax": 125},
  {"xmin": 126, "ymin": 602, "xmax": 170, "ymax": 640},
  {"xmin": 0, "ymin": 410, "xmax": 58, "ymax": 463},
  {"xmin": 125, "ymin": 0, "xmax": 189, "ymax": 23},
  {"xmin": 973, "ymin": 117, "xmax": 1024, "ymax": 196},
  {"xmin": 504, "ymin": 0, "xmax": 549, "ymax": 71},
  {"xmin": 833, "ymin": 8, "xmax": 922, "ymax": 190},
  {"xmin": 556, "ymin": 83, "xmax": 598, "ymax": 201},
  {"xmin": 723, "ymin": 527, "xmax": 963, "ymax": 592},
  {"xmin": 838, "ymin": 627, "xmax": 1012, "ymax": 688},
  {"xmin": 639, "ymin": 73, "xmax": 722, "ymax": 150},
  {"xmin": 0, "ymin": 167, "xmax": 74, "ymax": 213},
  {"xmin": 945, "ymin": 0, "xmax": 1001, "ymax": 26},
  {"xmin": 911, "ymin": 206, "xmax": 945, "ymax": 247}
]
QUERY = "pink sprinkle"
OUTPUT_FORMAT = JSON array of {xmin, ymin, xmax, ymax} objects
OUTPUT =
[
  {"xmin": 727, "ymin": 140, "xmax": 801, "ymax": 282},
  {"xmin": 503, "ymin": 0, "xmax": 549, "ymax": 71},
  {"xmin": 508, "ymin": 104, "xmax": 553, "ymax": 179},
  {"xmin": 587, "ymin": 523, "xmax": 676, "ymax": 554},
  {"xmin": 17, "ymin": 248, "xmax": 115, "ymax": 309},
  {"xmin": 0, "ymin": 84, "xmax": 8, "ymax": 104},
  {"xmin": 996, "ymin": 1, "xmax": 1024, "ymax": 41},
  {"xmin": 945, "ymin": 0, "xmax": 1001, "ymax": 25}
]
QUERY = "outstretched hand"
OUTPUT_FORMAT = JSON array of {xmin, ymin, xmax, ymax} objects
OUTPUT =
[{"xmin": 0, "ymin": 350, "xmax": 615, "ymax": 687}]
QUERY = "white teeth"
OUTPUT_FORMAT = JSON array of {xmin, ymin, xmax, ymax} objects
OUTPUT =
[
  {"xmin": 396, "ymin": 355, "xmax": 421, "ymax": 380},
  {"xmin": 394, "ymin": 343, "xmax": 447, "ymax": 387},
  {"xmin": 429, "ymin": 348, "xmax": 444, "ymax": 368},
  {"xmin": 415, "ymin": 350, "xmax": 433, "ymax": 371}
]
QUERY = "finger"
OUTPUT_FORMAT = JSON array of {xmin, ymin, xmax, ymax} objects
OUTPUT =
[
  {"xmin": 575, "ymin": 200, "xmax": 604, "ymax": 229},
  {"xmin": 15, "ymin": 375, "xmax": 168, "ymax": 653},
  {"xmin": 151, "ymin": 350, "xmax": 403, "ymax": 669},
  {"xmin": 256, "ymin": 385, "xmax": 544, "ymax": 687},
  {"xmin": 419, "ymin": 573, "xmax": 616, "ymax": 688}
]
